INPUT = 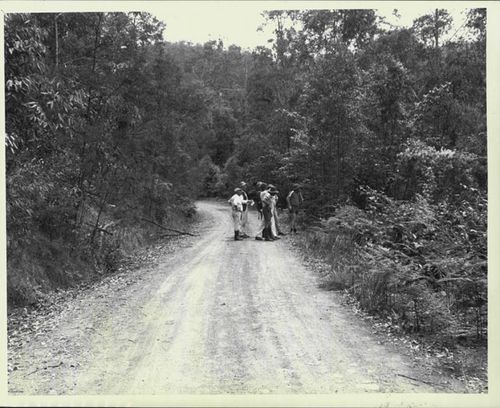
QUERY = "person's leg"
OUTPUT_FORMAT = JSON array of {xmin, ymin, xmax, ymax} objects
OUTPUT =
[
  {"xmin": 232, "ymin": 210, "xmax": 242, "ymax": 240},
  {"xmin": 292, "ymin": 210, "xmax": 298, "ymax": 233},
  {"xmin": 262, "ymin": 211, "xmax": 269, "ymax": 240},
  {"xmin": 255, "ymin": 213, "xmax": 265, "ymax": 240},
  {"xmin": 240, "ymin": 209, "xmax": 249, "ymax": 237},
  {"xmin": 289, "ymin": 209, "xmax": 296, "ymax": 232},
  {"xmin": 274, "ymin": 210, "xmax": 284, "ymax": 235},
  {"xmin": 271, "ymin": 213, "xmax": 277, "ymax": 237},
  {"xmin": 271, "ymin": 215, "xmax": 280, "ymax": 239},
  {"xmin": 263, "ymin": 207, "xmax": 273, "ymax": 241}
]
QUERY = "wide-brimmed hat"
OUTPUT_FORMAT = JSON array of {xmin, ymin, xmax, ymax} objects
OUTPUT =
[
  {"xmin": 268, "ymin": 184, "xmax": 276, "ymax": 189},
  {"xmin": 234, "ymin": 187, "xmax": 242, "ymax": 193}
]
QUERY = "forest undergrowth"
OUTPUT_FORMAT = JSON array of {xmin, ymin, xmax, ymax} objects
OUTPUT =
[
  {"xmin": 7, "ymin": 198, "xmax": 197, "ymax": 308},
  {"xmin": 287, "ymin": 185, "xmax": 487, "ymax": 391}
]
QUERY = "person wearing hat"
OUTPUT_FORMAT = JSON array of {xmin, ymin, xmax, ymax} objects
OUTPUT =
[
  {"xmin": 239, "ymin": 181, "xmax": 251, "ymax": 238},
  {"xmin": 270, "ymin": 187, "xmax": 286, "ymax": 238},
  {"xmin": 246, "ymin": 181, "xmax": 264, "ymax": 221},
  {"xmin": 287, "ymin": 184, "xmax": 304, "ymax": 233},
  {"xmin": 228, "ymin": 187, "xmax": 251, "ymax": 241},
  {"xmin": 257, "ymin": 183, "xmax": 275, "ymax": 241},
  {"xmin": 254, "ymin": 182, "xmax": 267, "ymax": 240},
  {"xmin": 269, "ymin": 188, "xmax": 281, "ymax": 239}
]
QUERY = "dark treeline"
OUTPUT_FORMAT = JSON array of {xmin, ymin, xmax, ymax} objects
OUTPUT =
[{"xmin": 6, "ymin": 9, "xmax": 487, "ymax": 342}]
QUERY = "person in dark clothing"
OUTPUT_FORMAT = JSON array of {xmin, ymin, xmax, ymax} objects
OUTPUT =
[
  {"xmin": 249, "ymin": 181, "xmax": 263, "ymax": 220},
  {"xmin": 287, "ymin": 184, "xmax": 304, "ymax": 233},
  {"xmin": 253, "ymin": 182, "xmax": 273, "ymax": 241},
  {"xmin": 259, "ymin": 183, "xmax": 275, "ymax": 241}
]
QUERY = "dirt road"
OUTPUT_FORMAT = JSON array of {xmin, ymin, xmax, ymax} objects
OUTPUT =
[{"xmin": 8, "ymin": 200, "xmax": 466, "ymax": 394}]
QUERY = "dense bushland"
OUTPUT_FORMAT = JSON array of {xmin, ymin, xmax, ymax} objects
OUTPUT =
[
  {"xmin": 5, "ymin": 13, "xmax": 212, "ymax": 304},
  {"xmin": 6, "ymin": 7, "xmax": 487, "ymax": 345},
  {"xmin": 303, "ymin": 184, "xmax": 486, "ymax": 342}
]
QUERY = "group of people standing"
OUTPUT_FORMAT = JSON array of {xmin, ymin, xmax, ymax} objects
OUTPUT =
[{"xmin": 228, "ymin": 181, "xmax": 304, "ymax": 241}]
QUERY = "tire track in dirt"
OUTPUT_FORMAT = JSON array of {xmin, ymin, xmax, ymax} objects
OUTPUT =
[{"xmin": 8, "ymin": 200, "xmax": 466, "ymax": 395}]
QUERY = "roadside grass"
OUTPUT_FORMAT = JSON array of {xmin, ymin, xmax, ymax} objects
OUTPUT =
[
  {"xmin": 284, "ymin": 195, "xmax": 487, "ymax": 392},
  {"xmin": 7, "ymin": 205, "xmax": 199, "ymax": 308}
]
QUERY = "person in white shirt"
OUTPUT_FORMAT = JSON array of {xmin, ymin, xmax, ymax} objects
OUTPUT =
[
  {"xmin": 239, "ymin": 181, "xmax": 251, "ymax": 238},
  {"xmin": 287, "ymin": 184, "xmax": 304, "ymax": 233},
  {"xmin": 269, "ymin": 188, "xmax": 282, "ymax": 239},
  {"xmin": 254, "ymin": 182, "xmax": 266, "ymax": 240},
  {"xmin": 228, "ymin": 188, "xmax": 251, "ymax": 241}
]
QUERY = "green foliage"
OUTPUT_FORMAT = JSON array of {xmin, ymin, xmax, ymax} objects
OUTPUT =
[
  {"xmin": 304, "ymin": 187, "xmax": 486, "ymax": 341},
  {"xmin": 395, "ymin": 139, "xmax": 484, "ymax": 202},
  {"xmin": 466, "ymin": 8, "xmax": 486, "ymax": 42},
  {"xmin": 412, "ymin": 9, "xmax": 453, "ymax": 48},
  {"xmin": 5, "ymin": 12, "xmax": 202, "ymax": 305},
  {"xmin": 197, "ymin": 155, "xmax": 224, "ymax": 197}
]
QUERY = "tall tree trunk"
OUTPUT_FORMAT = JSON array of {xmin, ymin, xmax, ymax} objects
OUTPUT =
[
  {"xmin": 75, "ymin": 13, "xmax": 104, "ymax": 231},
  {"xmin": 434, "ymin": 9, "xmax": 440, "ymax": 49},
  {"xmin": 86, "ymin": 13, "xmax": 103, "ymax": 119},
  {"xmin": 54, "ymin": 14, "xmax": 59, "ymax": 71},
  {"xmin": 336, "ymin": 132, "xmax": 341, "ymax": 200}
]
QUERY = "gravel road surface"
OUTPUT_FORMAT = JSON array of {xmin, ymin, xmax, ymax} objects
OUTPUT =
[{"xmin": 8, "ymin": 200, "xmax": 466, "ymax": 394}]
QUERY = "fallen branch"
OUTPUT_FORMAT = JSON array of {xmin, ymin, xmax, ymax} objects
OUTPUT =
[
  {"xmin": 25, "ymin": 368, "xmax": 41, "ymax": 377},
  {"xmin": 397, "ymin": 373, "xmax": 441, "ymax": 387},
  {"xmin": 404, "ymin": 275, "xmax": 435, "ymax": 285},
  {"xmin": 47, "ymin": 362, "xmax": 64, "ymax": 369},
  {"xmin": 25, "ymin": 362, "xmax": 63, "ymax": 377},
  {"xmin": 83, "ymin": 222, "xmax": 113, "ymax": 235},
  {"xmin": 140, "ymin": 217, "xmax": 197, "ymax": 236},
  {"xmin": 437, "ymin": 277, "xmax": 474, "ymax": 283}
]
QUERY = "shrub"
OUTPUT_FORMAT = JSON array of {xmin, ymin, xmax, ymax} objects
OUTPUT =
[{"xmin": 303, "ymin": 186, "xmax": 486, "ymax": 343}]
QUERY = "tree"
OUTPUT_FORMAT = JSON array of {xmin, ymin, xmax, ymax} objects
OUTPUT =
[
  {"xmin": 466, "ymin": 8, "xmax": 486, "ymax": 42},
  {"xmin": 412, "ymin": 9, "xmax": 452, "ymax": 49}
]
